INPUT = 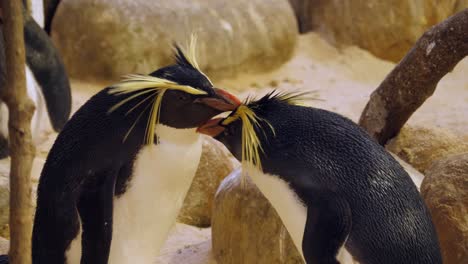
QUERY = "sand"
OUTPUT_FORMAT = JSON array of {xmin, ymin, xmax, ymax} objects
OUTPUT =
[{"xmin": 20, "ymin": 32, "xmax": 468, "ymax": 263}]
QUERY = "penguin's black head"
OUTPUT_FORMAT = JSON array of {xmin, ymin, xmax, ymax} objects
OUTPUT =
[
  {"xmin": 108, "ymin": 40, "xmax": 240, "ymax": 145},
  {"xmin": 198, "ymin": 91, "xmax": 310, "ymax": 167},
  {"xmin": 151, "ymin": 45, "xmax": 240, "ymax": 128}
]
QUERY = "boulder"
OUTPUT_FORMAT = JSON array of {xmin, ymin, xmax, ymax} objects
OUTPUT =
[
  {"xmin": 386, "ymin": 126, "xmax": 468, "ymax": 173},
  {"xmin": 0, "ymin": 158, "xmax": 41, "ymax": 238},
  {"xmin": 211, "ymin": 169, "xmax": 357, "ymax": 264},
  {"xmin": 455, "ymin": 1, "xmax": 468, "ymax": 13},
  {"xmin": 421, "ymin": 153, "xmax": 468, "ymax": 264},
  {"xmin": 51, "ymin": 0, "xmax": 298, "ymax": 82},
  {"xmin": 156, "ymin": 223, "xmax": 214, "ymax": 264},
  {"xmin": 177, "ymin": 136, "xmax": 235, "ymax": 227},
  {"xmin": 0, "ymin": 236, "xmax": 8, "ymax": 255},
  {"xmin": 290, "ymin": 0, "xmax": 462, "ymax": 62},
  {"xmin": 212, "ymin": 169, "xmax": 304, "ymax": 263}
]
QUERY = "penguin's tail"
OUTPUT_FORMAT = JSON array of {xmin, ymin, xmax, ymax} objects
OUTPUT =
[{"xmin": 0, "ymin": 254, "xmax": 8, "ymax": 264}]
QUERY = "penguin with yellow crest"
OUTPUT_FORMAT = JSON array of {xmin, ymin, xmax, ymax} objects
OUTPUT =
[
  {"xmin": 198, "ymin": 91, "xmax": 442, "ymax": 264},
  {"xmin": 1, "ymin": 38, "xmax": 240, "ymax": 264}
]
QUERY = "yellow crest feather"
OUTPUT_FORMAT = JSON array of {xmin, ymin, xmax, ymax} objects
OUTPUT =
[
  {"xmin": 187, "ymin": 33, "xmax": 200, "ymax": 70},
  {"xmin": 107, "ymin": 34, "xmax": 214, "ymax": 145},
  {"xmin": 223, "ymin": 90, "xmax": 321, "ymax": 186},
  {"xmin": 175, "ymin": 33, "xmax": 214, "ymax": 86},
  {"xmin": 107, "ymin": 74, "xmax": 207, "ymax": 145},
  {"xmin": 222, "ymin": 105, "xmax": 274, "ymax": 186}
]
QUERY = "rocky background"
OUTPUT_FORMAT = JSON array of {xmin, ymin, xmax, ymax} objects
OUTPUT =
[{"xmin": 1, "ymin": 0, "xmax": 467, "ymax": 263}]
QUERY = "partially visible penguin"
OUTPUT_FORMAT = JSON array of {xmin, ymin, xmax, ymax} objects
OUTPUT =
[
  {"xmin": 0, "ymin": 9, "xmax": 71, "ymax": 158},
  {"xmin": 1, "ymin": 40, "xmax": 240, "ymax": 263},
  {"xmin": 198, "ymin": 91, "xmax": 442, "ymax": 264}
]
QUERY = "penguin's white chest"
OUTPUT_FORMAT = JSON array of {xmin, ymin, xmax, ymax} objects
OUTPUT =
[
  {"xmin": 246, "ymin": 167, "xmax": 307, "ymax": 259},
  {"xmin": 109, "ymin": 126, "xmax": 202, "ymax": 263}
]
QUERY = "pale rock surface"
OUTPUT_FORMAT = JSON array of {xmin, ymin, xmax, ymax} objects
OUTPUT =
[
  {"xmin": 455, "ymin": 0, "xmax": 468, "ymax": 12},
  {"xmin": 156, "ymin": 223, "xmax": 214, "ymax": 264},
  {"xmin": 212, "ymin": 169, "xmax": 306, "ymax": 264},
  {"xmin": 421, "ymin": 153, "xmax": 468, "ymax": 264},
  {"xmin": 178, "ymin": 136, "xmax": 235, "ymax": 227},
  {"xmin": 386, "ymin": 126, "xmax": 468, "ymax": 173},
  {"xmin": 288, "ymin": 0, "xmax": 465, "ymax": 62},
  {"xmin": 51, "ymin": 0, "xmax": 298, "ymax": 82},
  {"xmin": 0, "ymin": 158, "xmax": 41, "ymax": 238},
  {"xmin": 0, "ymin": 236, "xmax": 8, "ymax": 255}
]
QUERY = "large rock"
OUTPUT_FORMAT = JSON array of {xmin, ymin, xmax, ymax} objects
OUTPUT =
[
  {"xmin": 386, "ymin": 126, "xmax": 468, "ymax": 173},
  {"xmin": 0, "ymin": 236, "xmax": 8, "ymax": 255},
  {"xmin": 156, "ymin": 223, "xmax": 214, "ymax": 264},
  {"xmin": 0, "ymin": 158, "xmax": 42, "ymax": 238},
  {"xmin": 51, "ymin": 0, "xmax": 298, "ymax": 82},
  {"xmin": 421, "ymin": 153, "xmax": 468, "ymax": 264},
  {"xmin": 212, "ymin": 169, "xmax": 304, "ymax": 264},
  {"xmin": 290, "ymin": 0, "xmax": 463, "ymax": 62},
  {"xmin": 455, "ymin": 1, "xmax": 468, "ymax": 13},
  {"xmin": 177, "ymin": 136, "xmax": 235, "ymax": 227},
  {"xmin": 212, "ymin": 169, "xmax": 357, "ymax": 264}
]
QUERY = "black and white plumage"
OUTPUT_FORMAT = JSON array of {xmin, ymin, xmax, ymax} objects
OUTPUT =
[
  {"xmin": 199, "ymin": 92, "xmax": 442, "ymax": 264},
  {"xmin": 2, "ymin": 43, "xmax": 239, "ymax": 264}
]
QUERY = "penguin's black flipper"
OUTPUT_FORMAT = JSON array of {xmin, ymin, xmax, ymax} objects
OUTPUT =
[
  {"xmin": 77, "ymin": 169, "xmax": 118, "ymax": 263},
  {"xmin": 23, "ymin": 12, "xmax": 71, "ymax": 132},
  {"xmin": 302, "ymin": 191, "xmax": 352, "ymax": 264}
]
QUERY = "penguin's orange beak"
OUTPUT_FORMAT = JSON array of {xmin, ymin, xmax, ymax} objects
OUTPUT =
[
  {"xmin": 195, "ymin": 88, "xmax": 241, "ymax": 112},
  {"xmin": 197, "ymin": 117, "xmax": 225, "ymax": 137}
]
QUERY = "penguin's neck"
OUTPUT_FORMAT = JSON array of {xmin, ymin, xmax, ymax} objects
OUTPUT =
[{"xmin": 155, "ymin": 124, "xmax": 199, "ymax": 144}]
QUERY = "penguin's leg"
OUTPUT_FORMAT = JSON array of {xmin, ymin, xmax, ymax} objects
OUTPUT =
[
  {"xmin": 77, "ymin": 169, "xmax": 117, "ymax": 264},
  {"xmin": 302, "ymin": 192, "xmax": 352, "ymax": 264}
]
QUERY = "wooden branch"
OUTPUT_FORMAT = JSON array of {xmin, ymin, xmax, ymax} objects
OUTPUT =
[
  {"xmin": 359, "ymin": 9, "xmax": 468, "ymax": 145},
  {"xmin": 23, "ymin": 0, "xmax": 31, "ymax": 14},
  {"xmin": 0, "ymin": 0, "xmax": 36, "ymax": 263}
]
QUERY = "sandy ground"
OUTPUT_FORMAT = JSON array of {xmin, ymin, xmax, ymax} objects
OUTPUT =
[{"xmin": 20, "ymin": 32, "xmax": 467, "ymax": 263}]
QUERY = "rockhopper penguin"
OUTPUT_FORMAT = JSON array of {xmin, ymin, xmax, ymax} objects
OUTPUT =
[
  {"xmin": 198, "ymin": 91, "xmax": 442, "ymax": 264},
  {"xmin": 16, "ymin": 40, "xmax": 240, "ymax": 264}
]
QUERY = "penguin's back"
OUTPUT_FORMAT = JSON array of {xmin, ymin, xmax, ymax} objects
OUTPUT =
[
  {"xmin": 256, "ymin": 103, "xmax": 441, "ymax": 264},
  {"xmin": 37, "ymin": 88, "xmax": 146, "ymax": 202}
]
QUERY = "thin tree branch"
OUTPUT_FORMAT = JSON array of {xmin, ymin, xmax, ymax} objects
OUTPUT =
[
  {"xmin": 359, "ymin": 9, "xmax": 468, "ymax": 145},
  {"xmin": 0, "ymin": 0, "xmax": 35, "ymax": 263}
]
